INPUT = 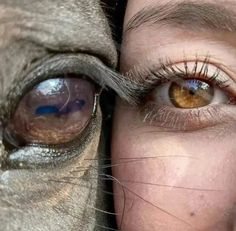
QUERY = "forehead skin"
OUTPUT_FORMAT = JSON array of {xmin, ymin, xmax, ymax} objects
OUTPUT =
[{"xmin": 0, "ymin": 0, "xmax": 117, "ymax": 230}]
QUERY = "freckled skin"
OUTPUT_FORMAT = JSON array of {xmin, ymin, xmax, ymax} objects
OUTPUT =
[{"xmin": 0, "ymin": 0, "xmax": 117, "ymax": 230}]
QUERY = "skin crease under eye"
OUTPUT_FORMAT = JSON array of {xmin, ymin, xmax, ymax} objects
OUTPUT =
[{"xmin": 112, "ymin": 0, "xmax": 236, "ymax": 230}]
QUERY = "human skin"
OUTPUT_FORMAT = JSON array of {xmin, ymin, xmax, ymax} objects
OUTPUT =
[
  {"xmin": 112, "ymin": 0, "xmax": 236, "ymax": 230},
  {"xmin": 0, "ymin": 0, "xmax": 123, "ymax": 230}
]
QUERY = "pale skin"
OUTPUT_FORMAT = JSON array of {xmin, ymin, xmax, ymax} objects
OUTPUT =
[{"xmin": 112, "ymin": 0, "xmax": 236, "ymax": 230}]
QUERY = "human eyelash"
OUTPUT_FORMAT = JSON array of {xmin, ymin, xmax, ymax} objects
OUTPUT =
[
  {"xmin": 135, "ymin": 57, "xmax": 230, "ymax": 90},
  {"xmin": 122, "ymin": 56, "xmax": 233, "ymax": 108}
]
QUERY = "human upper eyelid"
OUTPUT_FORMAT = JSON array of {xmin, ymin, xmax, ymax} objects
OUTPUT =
[
  {"xmin": 119, "ymin": 55, "xmax": 236, "ymax": 107},
  {"xmin": 124, "ymin": 55, "xmax": 236, "ymax": 84},
  {"xmin": 144, "ymin": 59, "xmax": 233, "ymax": 87}
]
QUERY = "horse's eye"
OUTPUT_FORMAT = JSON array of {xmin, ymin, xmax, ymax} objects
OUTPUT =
[{"xmin": 7, "ymin": 77, "xmax": 95, "ymax": 145}]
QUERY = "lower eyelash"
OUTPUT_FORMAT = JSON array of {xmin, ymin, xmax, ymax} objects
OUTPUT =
[{"xmin": 139, "ymin": 103, "xmax": 227, "ymax": 131}]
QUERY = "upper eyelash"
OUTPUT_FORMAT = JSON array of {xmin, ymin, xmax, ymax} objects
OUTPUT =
[
  {"xmin": 126, "ymin": 55, "xmax": 231, "ymax": 94},
  {"xmin": 148, "ymin": 58, "xmax": 229, "ymax": 89}
]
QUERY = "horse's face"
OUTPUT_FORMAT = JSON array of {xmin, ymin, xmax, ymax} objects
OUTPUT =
[{"xmin": 0, "ymin": 0, "xmax": 117, "ymax": 230}]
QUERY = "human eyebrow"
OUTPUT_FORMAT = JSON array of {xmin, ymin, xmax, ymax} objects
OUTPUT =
[{"xmin": 124, "ymin": 1, "xmax": 236, "ymax": 35}]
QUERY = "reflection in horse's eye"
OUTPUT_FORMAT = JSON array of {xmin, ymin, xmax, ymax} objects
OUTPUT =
[{"xmin": 8, "ymin": 78, "xmax": 95, "ymax": 145}]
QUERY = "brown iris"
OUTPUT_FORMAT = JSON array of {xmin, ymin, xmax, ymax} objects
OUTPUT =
[
  {"xmin": 8, "ymin": 78, "xmax": 95, "ymax": 145},
  {"xmin": 169, "ymin": 79, "xmax": 214, "ymax": 108}
]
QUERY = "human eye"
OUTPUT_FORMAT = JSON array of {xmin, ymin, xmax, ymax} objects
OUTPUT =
[{"xmin": 136, "ymin": 57, "xmax": 236, "ymax": 131}]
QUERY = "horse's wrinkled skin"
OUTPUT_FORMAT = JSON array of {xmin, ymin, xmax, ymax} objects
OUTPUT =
[{"xmin": 0, "ymin": 0, "xmax": 117, "ymax": 230}]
